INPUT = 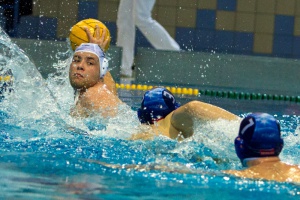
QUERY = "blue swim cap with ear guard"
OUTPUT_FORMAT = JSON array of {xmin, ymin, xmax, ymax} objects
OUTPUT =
[
  {"xmin": 137, "ymin": 87, "xmax": 180, "ymax": 124},
  {"xmin": 234, "ymin": 113, "xmax": 283, "ymax": 163}
]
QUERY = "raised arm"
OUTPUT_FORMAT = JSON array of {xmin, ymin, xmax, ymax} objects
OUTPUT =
[
  {"xmin": 85, "ymin": 26, "xmax": 117, "ymax": 95},
  {"xmin": 170, "ymin": 100, "xmax": 239, "ymax": 138}
]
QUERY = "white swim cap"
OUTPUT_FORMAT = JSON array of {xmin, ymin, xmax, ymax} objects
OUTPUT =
[{"xmin": 74, "ymin": 43, "xmax": 108, "ymax": 78}]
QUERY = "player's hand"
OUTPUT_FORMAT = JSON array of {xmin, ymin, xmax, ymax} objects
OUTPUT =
[{"xmin": 85, "ymin": 25, "xmax": 109, "ymax": 51}]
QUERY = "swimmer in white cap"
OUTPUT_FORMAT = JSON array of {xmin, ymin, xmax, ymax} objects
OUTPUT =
[
  {"xmin": 84, "ymin": 25, "xmax": 117, "ymax": 95},
  {"xmin": 69, "ymin": 43, "xmax": 122, "ymax": 118}
]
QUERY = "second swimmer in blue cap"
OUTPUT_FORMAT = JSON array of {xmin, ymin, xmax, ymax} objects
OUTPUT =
[
  {"xmin": 132, "ymin": 87, "xmax": 239, "ymax": 140},
  {"xmin": 224, "ymin": 113, "xmax": 300, "ymax": 182}
]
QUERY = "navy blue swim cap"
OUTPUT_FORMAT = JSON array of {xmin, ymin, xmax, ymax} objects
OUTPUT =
[
  {"xmin": 234, "ymin": 113, "xmax": 283, "ymax": 162},
  {"xmin": 137, "ymin": 87, "xmax": 180, "ymax": 124}
]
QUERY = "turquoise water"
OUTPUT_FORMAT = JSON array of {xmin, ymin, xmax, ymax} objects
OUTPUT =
[{"xmin": 1, "ymin": 27, "xmax": 300, "ymax": 199}]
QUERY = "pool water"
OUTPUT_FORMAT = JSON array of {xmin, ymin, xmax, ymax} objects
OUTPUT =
[{"xmin": 1, "ymin": 27, "xmax": 300, "ymax": 199}]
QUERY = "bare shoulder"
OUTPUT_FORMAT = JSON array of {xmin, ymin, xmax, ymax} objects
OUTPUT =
[
  {"xmin": 128, "ymin": 125, "xmax": 157, "ymax": 141},
  {"xmin": 76, "ymin": 84, "xmax": 122, "ymax": 117},
  {"xmin": 223, "ymin": 169, "xmax": 244, "ymax": 177},
  {"xmin": 129, "ymin": 132, "xmax": 155, "ymax": 140},
  {"xmin": 103, "ymin": 72, "xmax": 117, "ymax": 95},
  {"xmin": 285, "ymin": 164, "xmax": 300, "ymax": 180},
  {"xmin": 224, "ymin": 163, "xmax": 300, "ymax": 183},
  {"xmin": 129, "ymin": 123, "xmax": 174, "ymax": 141},
  {"xmin": 87, "ymin": 83, "xmax": 118, "ymax": 100}
]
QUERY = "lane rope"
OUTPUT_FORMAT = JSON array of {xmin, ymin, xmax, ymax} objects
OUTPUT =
[
  {"xmin": 116, "ymin": 83, "xmax": 300, "ymax": 103},
  {"xmin": 1, "ymin": 77, "xmax": 298, "ymax": 102},
  {"xmin": 116, "ymin": 83, "xmax": 199, "ymax": 96}
]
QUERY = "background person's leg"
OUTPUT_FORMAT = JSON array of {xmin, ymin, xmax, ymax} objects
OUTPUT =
[
  {"xmin": 135, "ymin": 0, "xmax": 180, "ymax": 51},
  {"xmin": 116, "ymin": 0, "xmax": 135, "ymax": 77}
]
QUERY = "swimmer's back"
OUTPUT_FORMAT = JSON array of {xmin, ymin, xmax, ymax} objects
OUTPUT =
[{"xmin": 225, "ymin": 159, "xmax": 300, "ymax": 183}]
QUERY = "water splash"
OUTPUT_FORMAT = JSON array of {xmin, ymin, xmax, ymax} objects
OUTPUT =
[
  {"xmin": 1, "ymin": 27, "xmax": 300, "ymax": 199},
  {"xmin": 0, "ymin": 27, "xmax": 83, "ymax": 136},
  {"xmin": 0, "ymin": 26, "xmax": 142, "ymax": 139}
]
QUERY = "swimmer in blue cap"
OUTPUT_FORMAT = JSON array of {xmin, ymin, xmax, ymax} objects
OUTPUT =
[
  {"xmin": 69, "ymin": 42, "xmax": 122, "ymax": 118},
  {"xmin": 137, "ymin": 87, "xmax": 181, "ymax": 124},
  {"xmin": 132, "ymin": 87, "xmax": 239, "ymax": 140},
  {"xmin": 224, "ymin": 113, "xmax": 300, "ymax": 182},
  {"xmin": 104, "ymin": 112, "xmax": 300, "ymax": 183}
]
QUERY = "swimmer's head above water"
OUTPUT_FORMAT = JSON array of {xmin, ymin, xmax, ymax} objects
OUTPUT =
[
  {"xmin": 137, "ymin": 87, "xmax": 180, "ymax": 124},
  {"xmin": 235, "ymin": 113, "xmax": 284, "ymax": 166},
  {"xmin": 74, "ymin": 43, "xmax": 108, "ymax": 78},
  {"xmin": 69, "ymin": 43, "xmax": 109, "ymax": 90}
]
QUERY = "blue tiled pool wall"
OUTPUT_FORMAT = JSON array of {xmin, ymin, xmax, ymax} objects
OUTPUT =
[{"xmin": 1, "ymin": 0, "xmax": 300, "ymax": 59}]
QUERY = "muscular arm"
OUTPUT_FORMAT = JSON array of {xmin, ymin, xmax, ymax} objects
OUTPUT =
[{"xmin": 170, "ymin": 100, "xmax": 240, "ymax": 138}]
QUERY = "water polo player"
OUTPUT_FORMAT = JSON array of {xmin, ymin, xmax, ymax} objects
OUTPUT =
[
  {"xmin": 69, "ymin": 18, "xmax": 117, "ymax": 95},
  {"xmin": 132, "ymin": 87, "xmax": 239, "ymax": 140},
  {"xmin": 69, "ymin": 43, "xmax": 123, "ymax": 118},
  {"xmin": 105, "ymin": 112, "xmax": 300, "ymax": 183},
  {"xmin": 224, "ymin": 113, "xmax": 300, "ymax": 182}
]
